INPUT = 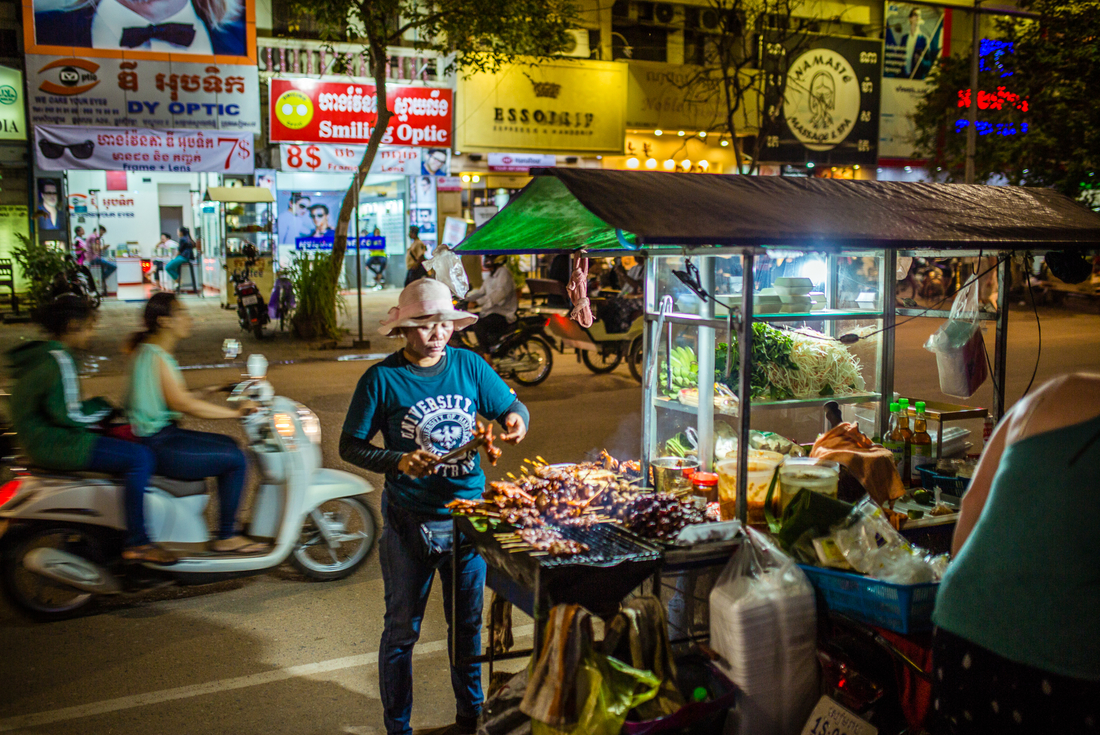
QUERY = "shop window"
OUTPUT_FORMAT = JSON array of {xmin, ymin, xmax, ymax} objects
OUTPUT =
[{"xmin": 612, "ymin": 23, "xmax": 667, "ymax": 61}]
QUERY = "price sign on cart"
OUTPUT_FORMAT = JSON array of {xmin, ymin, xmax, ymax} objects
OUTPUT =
[{"xmin": 801, "ymin": 696, "xmax": 877, "ymax": 735}]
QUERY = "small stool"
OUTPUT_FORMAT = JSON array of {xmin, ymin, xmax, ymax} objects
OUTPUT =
[{"xmin": 176, "ymin": 259, "xmax": 201, "ymax": 296}]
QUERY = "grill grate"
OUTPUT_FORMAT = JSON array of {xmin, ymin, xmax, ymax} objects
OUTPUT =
[{"xmin": 534, "ymin": 522, "xmax": 661, "ymax": 568}]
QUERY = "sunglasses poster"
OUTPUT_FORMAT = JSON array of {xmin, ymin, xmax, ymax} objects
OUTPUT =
[{"xmin": 34, "ymin": 125, "xmax": 254, "ymax": 173}]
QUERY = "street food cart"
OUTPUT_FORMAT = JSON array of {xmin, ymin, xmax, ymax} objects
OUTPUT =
[
  {"xmin": 203, "ymin": 186, "xmax": 276, "ymax": 306},
  {"xmin": 448, "ymin": 170, "xmax": 1100, "ymax": 704}
]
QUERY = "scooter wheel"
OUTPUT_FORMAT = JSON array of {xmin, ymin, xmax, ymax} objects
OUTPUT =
[
  {"xmin": 254, "ymin": 324, "xmax": 265, "ymax": 340},
  {"xmin": 0, "ymin": 523, "xmax": 106, "ymax": 621},
  {"xmin": 291, "ymin": 497, "xmax": 376, "ymax": 581},
  {"xmin": 627, "ymin": 337, "xmax": 644, "ymax": 383},
  {"xmin": 581, "ymin": 348, "xmax": 623, "ymax": 374}
]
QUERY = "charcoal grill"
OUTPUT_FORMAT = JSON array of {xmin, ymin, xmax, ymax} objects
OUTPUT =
[{"xmin": 450, "ymin": 514, "xmax": 660, "ymax": 668}]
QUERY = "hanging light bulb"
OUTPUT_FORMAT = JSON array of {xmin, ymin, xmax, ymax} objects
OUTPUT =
[
  {"xmin": 663, "ymin": 159, "xmax": 675, "ymax": 170},
  {"xmin": 472, "ymin": 175, "xmax": 480, "ymax": 183},
  {"xmin": 461, "ymin": 174, "xmax": 471, "ymax": 182},
  {"xmin": 626, "ymin": 157, "xmax": 640, "ymax": 169},
  {"xmin": 654, "ymin": 129, "xmax": 663, "ymax": 136},
  {"xmin": 699, "ymin": 160, "xmax": 710, "ymax": 170},
  {"xmin": 720, "ymin": 139, "xmax": 729, "ymax": 147},
  {"xmin": 681, "ymin": 159, "xmax": 692, "ymax": 170},
  {"xmin": 698, "ymin": 131, "xmax": 706, "ymax": 138},
  {"xmin": 677, "ymin": 130, "xmax": 686, "ymax": 137},
  {"xmin": 645, "ymin": 158, "xmax": 658, "ymax": 169}
]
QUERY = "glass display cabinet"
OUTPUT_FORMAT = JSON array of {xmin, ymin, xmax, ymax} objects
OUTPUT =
[{"xmin": 639, "ymin": 248, "xmax": 1003, "ymax": 523}]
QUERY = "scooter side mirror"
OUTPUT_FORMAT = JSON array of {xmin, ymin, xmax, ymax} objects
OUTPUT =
[
  {"xmin": 247, "ymin": 354, "xmax": 268, "ymax": 380},
  {"xmin": 223, "ymin": 339, "xmax": 242, "ymax": 360}
]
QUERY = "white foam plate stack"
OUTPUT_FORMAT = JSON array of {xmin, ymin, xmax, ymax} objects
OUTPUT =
[{"xmin": 710, "ymin": 559, "xmax": 819, "ymax": 735}]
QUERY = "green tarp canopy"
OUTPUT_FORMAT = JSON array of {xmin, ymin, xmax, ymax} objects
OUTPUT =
[
  {"xmin": 456, "ymin": 168, "xmax": 1100, "ymax": 254},
  {"xmin": 457, "ymin": 175, "xmax": 635, "ymax": 255}
]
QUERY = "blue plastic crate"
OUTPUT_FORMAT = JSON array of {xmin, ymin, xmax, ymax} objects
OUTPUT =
[
  {"xmin": 798, "ymin": 564, "xmax": 939, "ymax": 634},
  {"xmin": 916, "ymin": 465, "xmax": 970, "ymax": 495}
]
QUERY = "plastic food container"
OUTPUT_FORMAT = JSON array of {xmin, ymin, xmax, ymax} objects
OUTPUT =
[
  {"xmin": 715, "ymin": 456, "xmax": 782, "ymax": 524},
  {"xmin": 778, "ymin": 458, "xmax": 840, "ymax": 511}
]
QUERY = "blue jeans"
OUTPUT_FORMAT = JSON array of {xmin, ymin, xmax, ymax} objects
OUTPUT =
[
  {"xmin": 165, "ymin": 255, "xmax": 189, "ymax": 282},
  {"xmin": 379, "ymin": 494, "xmax": 485, "ymax": 735},
  {"xmin": 141, "ymin": 425, "xmax": 248, "ymax": 539},
  {"xmin": 87, "ymin": 436, "xmax": 156, "ymax": 547}
]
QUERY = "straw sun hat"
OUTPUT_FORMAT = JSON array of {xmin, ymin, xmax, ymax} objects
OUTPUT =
[{"xmin": 378, "ymin": 278, "xmax": 477, "ymax": 336}]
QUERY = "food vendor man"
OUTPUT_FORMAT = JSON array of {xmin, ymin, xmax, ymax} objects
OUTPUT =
[{"xmin": 340, "ymin": 277, "xmax": 530, "ymax": 735}]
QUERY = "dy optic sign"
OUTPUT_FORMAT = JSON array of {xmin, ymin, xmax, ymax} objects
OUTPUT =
[{"xmin": 268, "ymin": 79, "xmax": 452, "ymax": 147}]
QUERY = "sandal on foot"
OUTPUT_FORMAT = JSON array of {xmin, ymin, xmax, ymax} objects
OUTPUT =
[
  {"xmin": 210, "ymin": 536, "xmax": 269, "ymax": 555},
  {"xmin": 122, "ymin": 544, "xmax": 179, "ymax": 565}
]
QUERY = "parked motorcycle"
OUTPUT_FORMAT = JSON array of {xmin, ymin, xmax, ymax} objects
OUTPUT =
[
  {"xmin": 450, "ymin": 304, "xmax": 555, "ymax": 386},
  {"xmin": 50, "ymin": 255, "xmax": 102, "ymax": 309},
  {"xmin": 0, "ymin": 345, "xmax": 376, "ymax": 621},
  {"xmin": 231, "ymin": 244, "xmax": 270, "ymax": 339},
  {"xmin": 546, "ymin": 311, "xmax": 644, "ymax": 383}
]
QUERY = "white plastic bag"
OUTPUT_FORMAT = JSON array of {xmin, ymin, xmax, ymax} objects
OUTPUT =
[
  {"xmin": 425, "ymin": 246, "xmax": 470, "ymax": 298},
  {"xmin": 923, "ymin": 279, "xmax": 988, "ymax": 397},
  {"xmin": 827, "ymin": 496, "xmax": 949, "ymax": 584},
  {"xmin": 709, "ymin": 527, "xmax": 818, "ymax": 735}
]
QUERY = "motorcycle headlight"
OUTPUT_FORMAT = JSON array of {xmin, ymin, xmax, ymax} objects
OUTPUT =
[{"xmin": 294, "ymin": 403, "xmax": 322, "ymax": 445}]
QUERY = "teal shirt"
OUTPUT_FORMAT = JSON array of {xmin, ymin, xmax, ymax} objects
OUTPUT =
[
  {"xmin": 126, "ymin": 343, "xmax": 183, "ymax": 437},
  {"xmin": 933, "ymin": 414, "xmax": 1100, "ymax": 681}
]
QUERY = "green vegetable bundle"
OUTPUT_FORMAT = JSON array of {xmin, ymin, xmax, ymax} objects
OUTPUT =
[
  {"xmin": 658, "ymin": 345, "xmax": 698, "ymax": 398},
  {"xmin": 716, "ymin": 322, "xmax": 800, "ymax": 401}
]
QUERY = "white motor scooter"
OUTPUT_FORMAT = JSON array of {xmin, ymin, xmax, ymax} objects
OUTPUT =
[{"xmin": 0, "ymin": 346, "xmax": 375, "ymax": 621}]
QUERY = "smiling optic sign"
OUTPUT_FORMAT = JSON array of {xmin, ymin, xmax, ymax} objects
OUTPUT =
[{"xmin": 268, "ymin": 79, "xmax": 452, "ymax": 147}]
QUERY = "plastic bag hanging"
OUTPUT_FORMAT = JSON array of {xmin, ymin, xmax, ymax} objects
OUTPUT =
[
  {"xmin": 923, "ymin": 277, "xmax": 989, "ymax": 397},
  {"xmin": 568, "ymin": 255, "xmax": 594, "ymax": 327},
  {"xmin": 423, "ymin": 245, "xmax": 470, "ymax": 298}
]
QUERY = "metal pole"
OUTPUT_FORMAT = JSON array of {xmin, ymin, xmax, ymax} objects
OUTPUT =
[
  {"xmin": 697, "ymin": 259, "xmax": 716, "ymax": 471},
  {"xmin": 965, "ymin": 1, "xmax": 982, "ymax": 184},
  {"xmin": 641, "ymin": 255, "xmax": 658, "ymax": 482},
  {"xmin": 880, "ymin": 249, "xmax": 898, "ymax": 437},
  {"xmin": 735, "ymin": 250, "xmax": 754, "ymax": 524},
  {"xmin": 993, "ymin": 255, "xmax": 1010, "ymax": 419},
  {"xmin": 355, "ymin": 177, "xmax": 364, "ymax": 345}
]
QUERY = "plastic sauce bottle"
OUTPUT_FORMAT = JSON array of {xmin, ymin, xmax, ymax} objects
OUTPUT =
[
  {"xmin": 897, "ymin": 398, "xmax": 914, "ymax": 487},
  {"xmin": 911, "ymin": 401, "xmax": 933, "ymax": 486},
  {"xmin": 883, "ymin": 402, "xmax": 904, "ymax": 470},
  {"xmin": 691, "ymin": 472, "xmax": 719, "ymax": 510}
]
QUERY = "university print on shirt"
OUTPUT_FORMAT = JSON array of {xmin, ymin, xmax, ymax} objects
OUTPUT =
[{"xmin": 400, "ymin": 394, "xmax": 477, "ymax": 478}]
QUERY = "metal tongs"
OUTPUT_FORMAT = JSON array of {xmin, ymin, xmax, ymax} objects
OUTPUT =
[{"xmin": 435, "ymin": 435, "xmax": 487, "ymax": 466}]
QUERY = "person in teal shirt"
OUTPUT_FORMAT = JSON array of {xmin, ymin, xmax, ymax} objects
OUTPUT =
[
  {"xmin": 931, "ymin": 373, "xmax": 1100, "ymax": 733},
  {"xmin": 125, "ymin": 293, "xmax": 263, "ymax": 555},
  {"xmin": 340, "ymin": 278, "xmax": 529, "ymax": 735}
]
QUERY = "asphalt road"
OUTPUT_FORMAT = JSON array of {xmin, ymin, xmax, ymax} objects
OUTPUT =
[{"xmin": 0, "ymin": 304, "xmax": 1097, "ymax": 734}]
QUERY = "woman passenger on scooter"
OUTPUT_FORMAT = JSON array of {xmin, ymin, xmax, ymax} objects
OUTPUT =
[
  {"xmin": 7, "ymin": 294, "xmax": 174, "ymax": 564},
  {"xmin": 124, "ymin": 293, "xmax": 265, "ymax": 554}
]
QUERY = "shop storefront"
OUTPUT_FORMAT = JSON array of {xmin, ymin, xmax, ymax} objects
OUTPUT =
[
  {"xmin": 23, "ymin": 0, "xmax": 262, "ymax": 299},
  {"xmin": 266, "ymin": 77, "xmax": 454, "ymax": 288}
]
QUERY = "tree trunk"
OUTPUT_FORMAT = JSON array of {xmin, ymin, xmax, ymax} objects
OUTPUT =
[{"xmin": 329, "ymin": 38, "xmax": 394, "ymax": 288}]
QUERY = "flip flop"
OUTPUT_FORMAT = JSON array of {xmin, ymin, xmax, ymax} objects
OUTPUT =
[
  {"xmin": 122, "ymin": 544, "xmax": 179, "ymax": 565},
  {"xmin": 210, "ymin": 536, "xmax": 269, "ymax": 555}
]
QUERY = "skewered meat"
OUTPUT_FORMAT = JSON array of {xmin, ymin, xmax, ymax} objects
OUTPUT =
[
  {"xmin": 475, "ymin": 422, "xmax": 503, "ymax": 465},
  {"xmin": 518, "ymin": 527, "xmax": 590, "ymax": 556},
  {"xmin": 614, "ymin": 492, "xmax": 707, "ymax": 542}
]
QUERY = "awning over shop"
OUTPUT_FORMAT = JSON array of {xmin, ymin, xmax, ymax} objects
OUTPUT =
[{"xmin": 456, "ymin": 168, "xmax": 1100, "ymax": 253}]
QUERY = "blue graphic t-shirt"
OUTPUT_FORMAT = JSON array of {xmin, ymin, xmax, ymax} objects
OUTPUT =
[{"xmin": 343, "ymin": 347, "xmax": 519, "ymax": 515}]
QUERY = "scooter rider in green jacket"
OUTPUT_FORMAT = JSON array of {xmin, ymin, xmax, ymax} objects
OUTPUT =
[{"xmin": 7, "ymin": 294, "xmax": 176, "ymax": 564}]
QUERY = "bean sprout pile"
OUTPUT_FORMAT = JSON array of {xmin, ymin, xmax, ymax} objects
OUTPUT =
[{"xmin": 765, "ymin": 328, "xmax": 866, "ymax": 399}]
